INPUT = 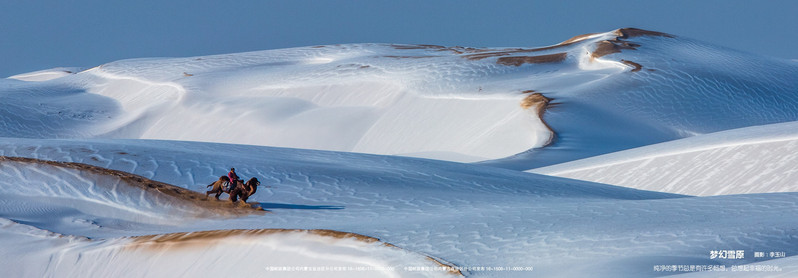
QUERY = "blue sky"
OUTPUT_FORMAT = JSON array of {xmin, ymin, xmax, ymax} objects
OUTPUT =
[{"xmin": 2, "ymin": 0, "xmax": 796, "ymax": 77}]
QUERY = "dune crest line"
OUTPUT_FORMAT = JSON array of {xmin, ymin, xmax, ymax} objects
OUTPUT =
[{"xmin": 0, "ymin": 156, "xmax": 265, "ymax": 217}]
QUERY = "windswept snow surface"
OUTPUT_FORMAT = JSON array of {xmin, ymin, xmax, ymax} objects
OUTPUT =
[
  {"xmin": 532, "ymin": 121, "xmax": 798, "ymax": 196},
  {"xmin": 1, "ymin": 139, "xmax": 797, "ymax": 277},
  {"xmin": 7, "ymin": 67, "xmax": 81, "ymax": 81},
  {"xmin": 3, "ymin": 28, "xmax": 798, "ymax": 277},
  {"xmin": 4, "ymin": 28, "xmax": 797, "ymax": 166},
  {"xmin": 0, "ymin": 145, "xmax": 455, "ymax": 277},
  {"xmin": 0, "ymin": 219, "xmax": 457, "ymax": 278}
]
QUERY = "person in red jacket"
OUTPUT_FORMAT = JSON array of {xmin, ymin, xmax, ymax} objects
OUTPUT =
[{"xmin": 227, "ymin": 167, "xmax": 240, "ymax": 191}]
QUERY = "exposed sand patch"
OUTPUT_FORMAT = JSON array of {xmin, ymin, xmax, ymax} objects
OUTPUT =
[
  {"xmin": 389, "ymin": 44, "xmax": 492, "ymax": 55},
  {"xmin": 455, "ymin": 33, "xmax": 602, "ymax": 61},
  {"xmin": 463, "ymin": 52, "xmax": 510, "ymax": 61},
  {"xmin": 128, "ymin": 228, "xmax": 463, "ymax": 276},
  {"xmin": 497, "ymin": 53, "xmax": 568, "ymax": 66},
  {"xmin": 392, "ymin": 33, "xmax": 662, "ymax": 67},
  {"xmin": 441, "ymin": 46, "xmax": 492, "ymax": 54},
  {"xmin": 382, "ymin": 55, "xmax": 436, "ymax": 59},
  {"xmin": 591, "ymin": 40, "xmax": 640, "ymax": 58},
  {"xmin": 621, "ymin": 60, "xmax": 643, "ymax": 72},
  {"xmin": 520, "ymin": 91, "xmax": 551, "ymax": 112},
  {"xmin": 390, "ymin": 44, "xmax": 448, "ymax": 50},
  {"xmin": 590, "ymin": 28, "xmax": 672, "ymax": 59},
  {"xmin": 521, "ymin": 91, "xmax": 557, "ymax": 147},
  {"xmin": 558, "ymin": 32, "xmax": 601, "ymax": 45},
  {"xmin": 0, "ymin": 156, "xmax": 264, "ymax": 217},
  {"xmin": 463, "ymin": 47, "xmax": 563, "ymax": 61},
  {"xmin": 615, "ymin": 28, "xmax": 675, "ymax": 38},
  {"xmin": 130, "ymin": 229, "xmax": 380, "ymax": 245}
]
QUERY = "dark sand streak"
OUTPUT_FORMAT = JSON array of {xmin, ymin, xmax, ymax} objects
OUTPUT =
[
  {"xmin": 129, "ymin": 229, "xmax": 464, "ymax": 276},
  {"xmin": 497, "ymin": 53, "xmax": 567, "ymax": 66},
  {"xmin": 0, "ymin": 156, "xmax": 265, "ymax": 217},
  {"xmin": 621, "ymin": 60, "xmax": 643, "ymax": 72},
  {"xmin": 521, "ymin": 91, "xmax": 557, "ymax": 147}
]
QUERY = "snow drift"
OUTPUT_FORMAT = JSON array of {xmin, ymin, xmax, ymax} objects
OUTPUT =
[{"xmin": 532, "ymin": 120, "xmax": 798, "ymax": 196}]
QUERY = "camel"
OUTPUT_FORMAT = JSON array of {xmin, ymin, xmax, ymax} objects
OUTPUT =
[
  {"xmin": 206, "ymin": 176, "xmax": 261, "ymax": 203},
  {"xmin": 206, "ymin": 175, "xmax": 239, "ymax": 200},
  {"xmin": 230, "ymin": 177, "xmax": 260, "ymax": 203}
]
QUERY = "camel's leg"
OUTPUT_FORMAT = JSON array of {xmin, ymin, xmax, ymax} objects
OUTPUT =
[{"xmin": 229, "ymin": 189, "xmax": 238, "ymax": 202}]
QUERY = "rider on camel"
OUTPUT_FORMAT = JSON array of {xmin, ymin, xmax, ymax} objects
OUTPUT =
[{"xmin": 226, "ymin": 167, "xmax": 240, "ymax": 192}]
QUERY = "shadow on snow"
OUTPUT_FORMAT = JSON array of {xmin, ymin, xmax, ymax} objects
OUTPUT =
[{"xmin": 258, "ymin": 202, "xmax": 344, "ymax": 210}]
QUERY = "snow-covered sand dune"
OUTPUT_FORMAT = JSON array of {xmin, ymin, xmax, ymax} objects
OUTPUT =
[
  {"xmin": 5, "ymin": 28, "xmax": 797, "ymax": 167},
  {"xmin": 1, "ymin": 220, "xmax": 460, "ymax": 278},
  {"xmin": 1, "ymin": 139, "xmax": 797, "ymax": 277},
  {"xmin": 7, "ymin": 67, "xmax": 80, "ymax": 82},
  {"xmin": 480, "ymin": 29, "xmax": 798, "ymax": 169},
  {"xmin": 3, "ymin": 27, "xmax": 798, "ymax": 277},
  {"xmin": 0, "ymin": 156, "xmax": 260, "ymax": 234},
  {"xmin": 532, "ymin": 121, "xmax": 798, "ymax": 196}
]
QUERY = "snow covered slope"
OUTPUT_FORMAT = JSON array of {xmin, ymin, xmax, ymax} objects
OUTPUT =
[
  {"xmin": 4, "ymin": 28, "xmax": 797, "ymax": 167},
  {"xmin": 481, "ymin": 29, "xmax": 798, "ymax": 169},
  {"xmin": 7, "ymin": 67, "xmax": 80, "ymax": 81},
  {"xmin": 0, "ymin": 220, "xmax": 460, "ymax": 278},
  {"xmin": 532, "ymin": 121, "xmax": 798, "ymax": 196},
  {"xmin": 1, "ymin": 138, "xmax": 798, "ymax": 277},
  {"xmin": 3, "ymin": 27, "xmax": 798, "ymax": 277}
]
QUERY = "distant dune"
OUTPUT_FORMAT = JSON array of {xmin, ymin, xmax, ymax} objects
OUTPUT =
[{"xmin": 3, "ymin": 28, "xmax": 796, "ymax": 170}]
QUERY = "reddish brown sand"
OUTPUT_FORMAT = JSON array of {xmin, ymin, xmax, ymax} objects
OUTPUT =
[
  {"xmin": 558, "ymin": 32, "xmax": 600, "ymax": 45},
  {"xmin": 0, "ymin": 156, "xmax": 264, "ymax": 217},
  {"xmin": 497, "ymin": 53, "xmax": 567, "ymax": 66},
  {"xmin": 128, "ymin": 229, "xmax": 463, "ymax": 276},
  {"xmin": 621, "ymin": 60, "xmax": 643, "ymax": 72},
  {"xmin": 382, "ymin": 55, "xmax": 436, "ymax": 59},
  {"xmin": 591, "ymin": 40, "xmax": 641, "ymax": 58},
  {"xmin": 389, "ymin": 44, "xmax": 447, "ymax": 50},
  {"xmin": 615, "ymin": 28, "xmax": 675, "ymax": 39},
  {"xmin": 388, "ymin": 29, "xmax": 666, "ymax": 70},
  {"xmin": 520, "ymin": 91, "xmax": 557, "ymax": 147}
]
